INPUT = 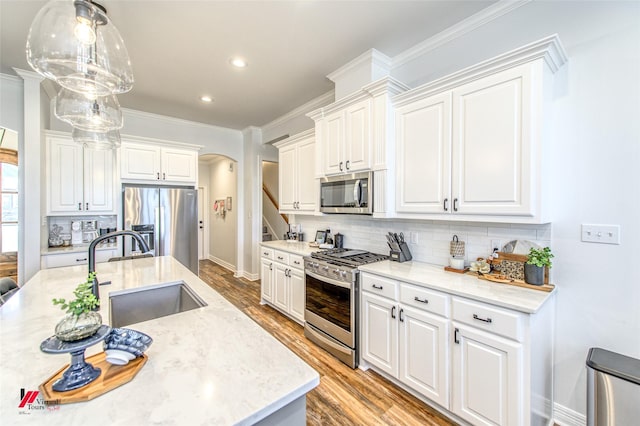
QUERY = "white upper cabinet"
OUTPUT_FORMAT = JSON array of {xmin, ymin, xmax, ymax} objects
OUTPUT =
[
  {"xmin": 393, "ymin": 35, "xmax": 567, "ymax": 223},
  {"xmin": 274, "ymin": 129, "xmax": 316, "ymax": 214},
  {"xmin": 120, "ymin": 140, "xmax": 198, "ymax": 184},
  {"xmin": 46, "ymin": 132, "xmax": 115, "ymax": 215}
]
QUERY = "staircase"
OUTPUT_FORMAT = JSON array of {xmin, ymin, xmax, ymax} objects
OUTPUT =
[{"xmin": 262, "ymin": 226, "xmax": 273, "ymax": 242}]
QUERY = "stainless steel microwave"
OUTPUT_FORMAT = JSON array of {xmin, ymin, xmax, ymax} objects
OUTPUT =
[{"xmin": 319, "ymin": 171, "xmax": 372, "ymax": 214}]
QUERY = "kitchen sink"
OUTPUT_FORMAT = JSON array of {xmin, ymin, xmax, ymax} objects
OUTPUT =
[{"xmin": 109, "ymin": 281, "xmax": 207, "ymax": 328}]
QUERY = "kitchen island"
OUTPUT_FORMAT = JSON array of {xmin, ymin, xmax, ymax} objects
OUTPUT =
[{"xmin": 0, "ymin": 256, "xmax": 319, "ymax": 425}]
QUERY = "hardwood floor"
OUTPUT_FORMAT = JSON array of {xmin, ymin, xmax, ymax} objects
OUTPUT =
[{"xmin": 198, "ymin": 260, "xmax": 456, "ymax": 426}]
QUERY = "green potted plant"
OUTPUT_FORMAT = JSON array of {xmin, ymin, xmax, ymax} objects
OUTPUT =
[
  {"xmin": 524, "ymin": 247, "xmax": 553, "ymax": 285},
  {"xmin": 52, "ymin": 272, "xmax": 102, "ymax": 341}
]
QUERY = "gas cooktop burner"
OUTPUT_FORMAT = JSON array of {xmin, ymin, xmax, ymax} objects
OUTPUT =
[{"xmin": 310, "ymin": 248, "xmax": 388, "ymax": 268}]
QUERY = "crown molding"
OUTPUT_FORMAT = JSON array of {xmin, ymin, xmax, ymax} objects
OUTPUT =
[
  {"xmin": 273, "ymin": 128, "xmax": 314, "ymax": 149},
  {"xmin": 261, "ymin": 90, "xmax": 335, "ymax": 132},
  {"xmin": 121, "ymin": 107, "xmax": 240, "ymax": 134},
  {"xmin": 0, "ymin": 73, "xmax": 22, "ymax": 84},
  {"xmin": 363, "ymin": 76, "xmax": 411, "ymax": 97},
  {"xmin": 393, "ymin": 34, "xmax": 567, "ymax": 107},
  {"xmin": 392, "ymin": 0, "xmax": 532, "ymax": 69},
  {"xmin": 327, "ymin": 48, "xmax": 392, "ymax": 83},
  {"xmin": 12, "ymin": 68, "xmax": 44, "ymax": 82}
]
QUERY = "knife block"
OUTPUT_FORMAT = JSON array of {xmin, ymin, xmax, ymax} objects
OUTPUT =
[{"xmin": 390, "ymin": 242, "xmax": 412, "ymax": 263}]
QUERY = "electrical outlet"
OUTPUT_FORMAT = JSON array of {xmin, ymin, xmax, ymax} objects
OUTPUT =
[
  {"xmin": 581, "ymin": 224, "xmax": 620, "ymax": 245},
  {"xmin": 410, "ymin": 232, "xmax": 419, "ymax": 244}
]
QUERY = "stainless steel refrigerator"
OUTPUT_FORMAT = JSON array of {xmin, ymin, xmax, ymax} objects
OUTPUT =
[{"xmin": 123, "ymin": 185, "xmax": 198, "ymax": 274}]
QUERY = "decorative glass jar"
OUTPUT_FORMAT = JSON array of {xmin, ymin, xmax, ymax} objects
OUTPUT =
[{"xmin": 54, "ymin": 312, "xmax": 102, "ymax": 342}]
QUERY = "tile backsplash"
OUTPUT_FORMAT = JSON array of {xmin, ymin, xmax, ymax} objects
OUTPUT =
[{"xmin": 293, "ymin": 216, "xmax": 551, "ymax": 267}]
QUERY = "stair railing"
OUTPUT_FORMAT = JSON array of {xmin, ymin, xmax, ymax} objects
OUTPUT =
[{"xmin": 262, "ymin": 184, "xmax": 288, "ymax": 225}]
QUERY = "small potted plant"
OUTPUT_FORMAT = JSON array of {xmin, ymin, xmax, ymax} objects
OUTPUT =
[
  {"xmin": 524, "ymin": 247, "xmax": 553, "ymax": 285},
  {"xmin": 52, "ymin": 272, "xmax": 102, "ymax": 341}
]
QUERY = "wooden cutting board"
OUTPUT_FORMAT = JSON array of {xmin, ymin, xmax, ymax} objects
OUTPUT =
[
  {"xmin": 477, "ymin": 273, "xmax": 555, "ymax": 292},
  {"xmin": 39, "ymin": 352, "xmax": 147, "ymax": 404}
]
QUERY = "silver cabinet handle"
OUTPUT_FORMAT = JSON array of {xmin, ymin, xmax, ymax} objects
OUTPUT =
[
  {"xmin": 473, "ymin": 314, "xmax": 492, "ymax": 323},
  {"xmin": 443, "ymin": 198, "xmax": 448, "ymax": 212},
  {"xmin": 157, "ymin": 172, "xmax": 160, "ymax": 180},
  {"xmin": 453, "ymin": 198, "xmax": 459, "ymax": 212},
  {"xmin": 86, "ymin": 202, "xmax": 89, "ymax": 210},
  {"xmin": 345, "ymin": 160, "xmax": 350, "ymax": 170},
  {"xmin": 391, "ymin": 306, "xmax": 396, "ymax": 319},
  {"xmin": 269, "ymin": 263, "xmax": 272, "ymax": 271},
  {"xmin": 339, "ymin": 161, "xmax": 343, "ymax": 171},
  {"xmin": 78, "ymin": 203, "xmax": 82, "ymax": 211},
  {"xmin": 414, "ymin": 296, "xmax": 429, "ymax": 304},
  {"xmin": 163, "ymin": 172, "xmax": 166, "ymax": 180},
  {"xmin": 399, "ymin": 308, "xmax": 404, "ymax": 322},
  {"xmin": 454, "ymin": 328, "xmax": 460, "ymax": 344},
  {"xmin": 76, "ymin": 257, "xmax": 87, "ymax": 262},
  {"xmin": 372, "ymin": 284, "xmax": 383, "ymax": 290}
]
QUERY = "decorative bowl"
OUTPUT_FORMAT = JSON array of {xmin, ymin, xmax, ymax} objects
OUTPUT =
[
  {"xmin": 103, "ymin": 328, "xmax": 153, "ymax": 358},
  {"xmin": 104, "ymin": 349, "xmax": 135, "ymax": 365}
]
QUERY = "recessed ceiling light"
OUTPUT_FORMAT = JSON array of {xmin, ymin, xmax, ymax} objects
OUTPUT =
[
  {"xmin": 200, "ymin": 95, "xmax": 213, "ymax": 103},
  {"xmin": 230, "ymin": 57, "xmax": 248, "ymax": 68}
]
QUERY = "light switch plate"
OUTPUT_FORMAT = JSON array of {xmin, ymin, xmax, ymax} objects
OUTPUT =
[{"xmin": 581, "ymin": 224, "xmax": 620, "ymax": 245}]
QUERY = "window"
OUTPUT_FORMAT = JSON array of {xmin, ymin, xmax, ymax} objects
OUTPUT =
[{"xmin": 0, "ymin": 149, "xmax": 18, "ymax": 253}]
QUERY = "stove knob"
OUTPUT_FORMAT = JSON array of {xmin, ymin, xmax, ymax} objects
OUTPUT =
[{"xmin": 340, "ymin": 270, "xmax": 347, "ymax": 278}]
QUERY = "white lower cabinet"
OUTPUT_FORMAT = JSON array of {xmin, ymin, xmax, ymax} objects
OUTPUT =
[
  {"xmin": 361, "ymin": 274, "xmax": 449, "ymax": 408},
  {"xmin": 361, "ymin": 271, "xmax": 554, "ymax": 426},
  {"xmin": 41, "ymin": 249, "xmax": 117, "ymax": 269},
  {"xmin": 260, "ymin": 245, "xmax": 305, "ymax": 324}
]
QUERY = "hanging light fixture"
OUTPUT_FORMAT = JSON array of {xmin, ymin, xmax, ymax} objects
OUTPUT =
[
  {"xmin": 55, "ymin": 87, "xmax": 123, "ymax": 132},
  {"xmin": 26, "ymin": 0, "xmax": 134, "ymax": 96},
  {"xmin": 72, "ymin": 128, "xmax": 121, "ymax": 150}
]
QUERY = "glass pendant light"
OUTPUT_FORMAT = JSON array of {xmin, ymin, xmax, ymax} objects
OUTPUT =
[
  {"xmin": 72, "ymin": 128, "xmax": 121, "ymax": 150},
  {"xmin": 55, "ymin": 87, "xmax": 123, "ymax": 132},
  {"xmin": 26, "ymin": 0, "xmax": 134, "ymax": 96}
]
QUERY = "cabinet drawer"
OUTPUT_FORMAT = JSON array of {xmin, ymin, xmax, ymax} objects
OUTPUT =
[
  {"xmin": 261, "ymin": 247, "xmax": 274, "ymax": 260},
  {"xmin": 273, "ymin": 250, "xmax": 289, "ymax": 264},
  {"xmin": 41, "ymin": 249, "xmax": 116, "ymax": 269},
  {"xmin": 361, "ymin": 273, "xmax": 398, "ymax": 300},
  {"xmin": 400, "ymin": 283, "xmax": 449, "ymax": 317},
  {"xmin": 289, "ymin": 254, "xmax": 304, "ymax": 270},
  {"xmin": 452, "ymin": 297, "xmax": 523, "ymax": 342}
]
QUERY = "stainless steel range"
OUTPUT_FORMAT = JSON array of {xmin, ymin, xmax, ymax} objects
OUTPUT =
[{"xmin": 303, "ymin": 248, "xmax": 388, "ymax": 368}]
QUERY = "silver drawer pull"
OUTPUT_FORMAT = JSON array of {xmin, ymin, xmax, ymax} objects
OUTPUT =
[
  {"xmin": 263, "ymin": 251, "xmax": 269, "ymax": 256},
  {"xmin": 293, "ymin": 260, "xmax": 300, "ymax": 265},
  {"xmin": 473, "ymin": 314, "xmax": 492, "ymax": 323},
  {"xmin": 372, "ymin": 284, "xmax": 383, "ymax": 290},
  {"xmin": 414, "ymin": 296, "xmax": 429, "ymax": 304},
  {"xmin": 76, "ymin": 258, "xmax": 87, "ymax": 262},
  {"xmin": 277, "ymin": 256, "xmax": 284, "ymax": 260}
]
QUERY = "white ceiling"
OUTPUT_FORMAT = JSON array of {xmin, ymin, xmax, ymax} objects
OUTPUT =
[{"xmin": 0, "ymin": 0, "xmax": 495, "ymax": 130}]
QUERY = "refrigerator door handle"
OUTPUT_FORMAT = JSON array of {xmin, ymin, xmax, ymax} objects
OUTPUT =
[{"xmin": 155, "ymin": 207, "xmax": 161, "ymax": 256}]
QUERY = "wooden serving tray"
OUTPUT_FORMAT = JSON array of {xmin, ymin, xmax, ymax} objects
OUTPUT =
[
  {"xmin": 39, "ymin": 352, "xmax": 147, "ymax": 404},
  {"xmin": 477, "ymin": 273, "xmax": 555, "ymax": 292}
]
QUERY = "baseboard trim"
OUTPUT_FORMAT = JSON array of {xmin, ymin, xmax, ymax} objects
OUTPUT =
[
  {"xmin": 553, "ymin": 402, "xmax": 586, "ymax": 426},
  {"xmin": 240, "ymin": 271, "xmax": 259, "ymax": 281},
  {"xmin": 207, "ymin": 255, "xmax": 236, "ymax": 274}
]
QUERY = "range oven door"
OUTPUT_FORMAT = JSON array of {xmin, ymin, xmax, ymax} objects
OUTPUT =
[{"xmin": 304, "ymin": 270, "xmax": 355, "ymax": 349}]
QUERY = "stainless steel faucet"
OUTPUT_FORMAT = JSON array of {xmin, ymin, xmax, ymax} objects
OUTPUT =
[{"xmin": 88, "ymin": 230, "xmax": 151, "ymax": 300}]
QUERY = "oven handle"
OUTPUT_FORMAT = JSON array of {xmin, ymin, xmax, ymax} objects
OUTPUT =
[{"xmin": 305, "ymin": 270, "xmax": 352, "ymax": 289}]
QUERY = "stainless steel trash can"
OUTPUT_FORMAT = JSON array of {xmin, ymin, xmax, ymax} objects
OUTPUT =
[{"xmin": 586, "ymin": 347, "xmax": 640, "ymax": 426}]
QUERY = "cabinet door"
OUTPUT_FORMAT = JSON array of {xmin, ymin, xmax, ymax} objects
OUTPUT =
[
  {"xmin": 396, "ymin": 93, "xmax": 452, "ymax": 214},
  {"xmin": 451, "ymin": 64, "xmax": 533, "ymax": 215},
  {"xmin": 48, "ymin": 137, "xmax": 84, "ymax": 213},
  {"xmin": 120, "ymin": 143, "xmax": 162, "ymax": 181},
  {"xmin": 324, "ymin": 112, "xmax": 344, "ymax": 175},
  {"xmin": 344, "ymin": 99, "xmax": 371, "ymax": 173},
  {"xmin": 278, "ymin": 144, "xmax": 297, "ymax": 211},
  {"xmin": 260, "ymin": 259, "xmax": 274, "ymax": 303},
  {"xmin": 361, "ymin": 292, "xmax": 398, "ymax": 377},
  {"xmin": 273, "ymin": 263, "xmax": 289, "ymax": 312},
  {"xmin": 399, "ymin": 306, "xmax": 449, "ymax": 408},
  {"xmin": 452, "ymin": 323, "xmax": 523, "ymax": 426},
  {"xmin": 83, "ymin": 147, "xmax": 114, "ymax": 213},
  {"xmin": 296, "ymin": 137, "xmax": 316, "ymax": 212},
  {"xmin": 289, "ymin": 268, "xmax": 305, "ymax": 323},
  {"xmin": 161, "ymin": 147, "xmax": 197, "ymax": 183}
]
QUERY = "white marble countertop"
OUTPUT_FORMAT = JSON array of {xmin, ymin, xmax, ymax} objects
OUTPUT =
[
  {"xmin": 0, "ymin": 256, "xmax": 319, "ymax": 425},
  {"xmin": 260, "ymin": 240, "xmax": 319, "ymax": 257},
  {"xmin": 358, "ymin": 260, "xmax": 555, "ymax": 314}
]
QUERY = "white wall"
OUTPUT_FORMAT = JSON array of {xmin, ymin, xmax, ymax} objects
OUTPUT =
[
  {"xmin": 207, "ymin": 157, "xmax": 238, "ymax": 270},
  {"xmin": 264, "ymin": 1, "xmax": 640, "ymax": 422}
]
